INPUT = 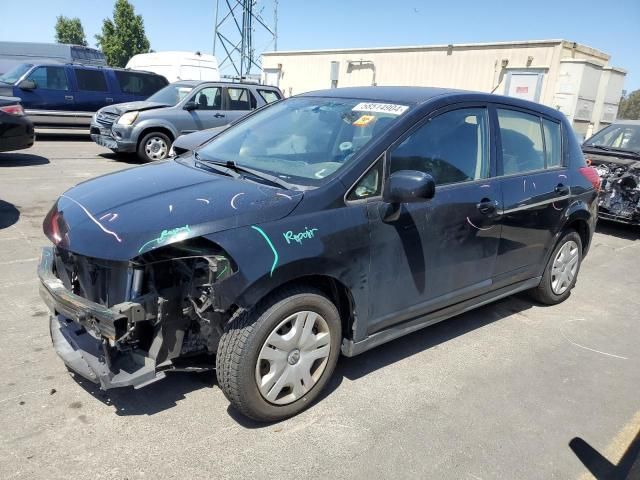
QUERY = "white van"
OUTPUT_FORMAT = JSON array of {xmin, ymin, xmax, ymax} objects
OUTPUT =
[{"xmin": 126, "ymin": 51, "xmax": 220, "ymax": 83}]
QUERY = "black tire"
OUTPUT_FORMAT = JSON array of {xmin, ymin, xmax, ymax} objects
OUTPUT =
[
  {"xmin": 216, "ymin": 287, "xmax": 342, "ymax": 422},
  {"xmin": 529, "ymin": 230, "xmax": 583, "ymax": 305},
  {"xmin": 137, "ymin": 131, "xmax": 172, "ymax": 162}
]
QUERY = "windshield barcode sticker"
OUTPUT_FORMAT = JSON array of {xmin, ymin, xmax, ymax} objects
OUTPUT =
[{"xmin": 352, "ymin": 102, "xmax": 409, "ymax": 115}]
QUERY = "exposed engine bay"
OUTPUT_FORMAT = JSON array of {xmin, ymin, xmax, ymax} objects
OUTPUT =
[
  {"xmin": 44, "ymin": 238, "xmax": 236, "ymax": 388},
  {"xmin": 593, "ymin": 159, "xmax": 640, "ymax": 224}
]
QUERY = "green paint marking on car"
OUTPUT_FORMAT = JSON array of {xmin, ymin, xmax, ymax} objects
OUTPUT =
[
  {"xmin": 251, "ymin": 225, "xmax": 279, "ymax": 277},
  {"xmin": 138, "ymin": 225, "xmax": 191, "ymax": 254}
]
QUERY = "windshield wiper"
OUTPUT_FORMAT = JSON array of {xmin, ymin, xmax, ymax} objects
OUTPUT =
[
  {"xmin": 585, "ymin": 144, "xmax": 640, "ymax": 158},
  {"xmin": 193, "ymin": 151, "xmax": 241, "ymax": 179},
  {"xmin": 197, "ymin": 156, "xmax": 297, "ymax": 190}
]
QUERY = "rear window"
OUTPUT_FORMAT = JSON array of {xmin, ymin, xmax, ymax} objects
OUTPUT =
[
  {"xmin": 75, "ymin": 69, "xmax": 108, "ymax": 92},
  {"xmin": 114, "ymin": 71, "xmax": 168, "ymax": 96},
  {"xmin": 258, "ymin": 89, "xmax": 281, "ymax": 104}
]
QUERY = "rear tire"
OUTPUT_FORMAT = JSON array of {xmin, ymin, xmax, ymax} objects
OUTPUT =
[
  {"xmin": 137, "ymin": 131, "xmax": 172, "ymax": 162},
  {"xmin": 216, "ymin": 287, "xmax": 341, "ymax": 422},
  {"xmin": 530, "ymin": 230, "xmax": 583, "ymax": 305}
]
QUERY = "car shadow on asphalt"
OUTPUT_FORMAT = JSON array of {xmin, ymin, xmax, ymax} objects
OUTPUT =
[
  {"xmin": 35, "ymin": 132, "xmax": 91, "ymax": 142},
  {"xmin": 0, "ymin": 152, "xmax": 50, "ymax": 167},
  {"xmin": 570, "ymin": 431, "xmax": 640, "ymax": 479},
  {"xmin": 69, "ymin": 292, "xmax": 540, "ymax": 425},
  {"xmin": 596, "ymin": 220, "xmax": 639, "ymax": 241},
  {"xmin": 0, "ymin": 199, "xmax": 20, "ymax": 229},
  {"xmin": 98, "ymin": 152, "xmax": 144, "ymax": 165}
]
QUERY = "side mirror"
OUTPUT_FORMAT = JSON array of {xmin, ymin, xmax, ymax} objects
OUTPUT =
[
  {"xmin": 383, "ymin": 170, "xmax": 435, "ymax": 204},
  {"xmin": 18, "ymin": 79, "xmax": 36, "ymax": 90},
  {"xmin": 184, "ymin": 101, "xmax": 198, "ymax": 111}
]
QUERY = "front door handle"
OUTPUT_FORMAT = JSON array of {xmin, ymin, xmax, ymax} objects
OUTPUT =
[
  {"xmin": 476, "ymin": 198, "xmax": 497, "ymax": 215},
  {"xmin": 555, "ymin": 184, "xmax": 570, "ymax": 196},
  {"xmin": 106, "ymin": 97, "xmax": 113, "ymax": 103},
  {"xmin": 65, "ymin": 95, "xmax": 74, "ymax": 101},
  {"xmin": 214, "ymin": 113, "xmax": 225, "ymax": 118}
]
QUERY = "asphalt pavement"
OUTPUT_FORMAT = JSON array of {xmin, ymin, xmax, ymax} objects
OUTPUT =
[{"xmin": 1, "ymin": 134, "xmax": 639, "ymax": 480}]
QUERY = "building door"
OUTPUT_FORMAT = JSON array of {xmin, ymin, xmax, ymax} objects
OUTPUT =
[{"xmin": 505, "ymin": 71, "xmax": 544, "ymax": 103}]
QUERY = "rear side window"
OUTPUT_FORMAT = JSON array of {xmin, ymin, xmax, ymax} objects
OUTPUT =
[
  {"xmin": 226, "ymin": 87, "xmax": 256, "ymax": 111},
  {"xmin": 390, "ymin": 108, "xmax": 490, "ymax": 185},
  {"xmin": 497, "ymin": 109, "xmax": 545, "ymax": 175},
  {"xmin": 258, "ymin": 89, "xmax": 281, "ymax": 104},
  {"xmin": 115, "ymin": 71, "xmax": 167, "ymax": 96},
  {"xmin": 543, "ymin": 119, "xmax": 562, "ymax": 168},
  {"xmin": 27, "ymin": 66, "xmax": 69, "ymax": 91},
  {"xmin": 75, "ymin": 69, "xmax": 108, "ymax": 92}
]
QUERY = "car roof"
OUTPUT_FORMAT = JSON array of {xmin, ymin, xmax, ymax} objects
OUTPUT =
[
  {"xmin": 299, "ymin": 86, "xmax": 564, "ymax": 119},
  {"xmin": 167, "ymin": 80, "xmax": 279, "ymax": 88}
]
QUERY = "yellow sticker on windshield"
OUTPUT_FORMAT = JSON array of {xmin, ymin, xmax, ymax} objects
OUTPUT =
[{"xmin": 353, "ymin": 115, "xmax": 376, "ymax": 127}]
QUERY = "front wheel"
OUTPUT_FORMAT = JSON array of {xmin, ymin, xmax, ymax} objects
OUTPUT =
[
  {"xmin": 137, "ymin": 132, "xmax": 172, "ymax": 162},
  {"xmin": 530, "ymin": 230, "xmax": 583, "ymax": 305},
  {"xmin": 216, "ymin": 288, "xmax": 342, "ymax": 422}
]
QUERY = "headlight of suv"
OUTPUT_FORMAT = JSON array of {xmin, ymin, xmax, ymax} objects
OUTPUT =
[{"xmin": 117, "ymin": 111, "xmax": 139, "ymax": 126}]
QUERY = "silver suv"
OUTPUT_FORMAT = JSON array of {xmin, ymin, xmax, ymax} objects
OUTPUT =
[{"xmin": 90, "ymin": 81, "xmax": 282, "ymax": 162}]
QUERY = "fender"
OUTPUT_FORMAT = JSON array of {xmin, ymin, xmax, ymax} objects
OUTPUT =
[{"xmin": 131, "ymin": 118, "xmax": 180, "ymax": 142}]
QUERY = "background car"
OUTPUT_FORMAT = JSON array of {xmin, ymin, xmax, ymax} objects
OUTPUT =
[
  {"xmin": 0, "ymin": 63, "xmax": 168, "ymax": 128},
  {"xmin": 90, "ymin": 80, "xmax": 282, "ymax": 162},
  {"xmin": 582, "ymin": 120, "xmax": 640, "ymax": 225},
  {"xmin": 0, "ymin": 96, "xmax": 34, "ymax": 152}
]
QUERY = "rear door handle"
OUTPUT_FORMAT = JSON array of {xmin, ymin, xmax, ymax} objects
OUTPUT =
[
  {"xmin": 106, "ymin": 97, "xmax": 113, "ymax": 103},
  {"xmin": 555, "ymin": 184, "xmax": 570, "ymax": 196},
  {"xmin": 65, "ymin": 95, "xmax": 74, "ymax": 101},
  {"xmin": 476, "ymin": 198, "xmax": 497, "ymax": 215},
  {"xmin": 214, "ymin": 113, "xmax": 225, "ymax": 118}
]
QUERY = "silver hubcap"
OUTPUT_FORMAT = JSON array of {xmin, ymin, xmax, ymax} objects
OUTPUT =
[
  {"xmin": 145, "ymin": 137, "xmax": 168, "ymax": 160},
  {"xmin": 551, "ymin": 240, "xmax": 579, "ymax": 295},
  {"xmin": 255, "ymin": 311, "xmax": 331, "ymax": 405}
]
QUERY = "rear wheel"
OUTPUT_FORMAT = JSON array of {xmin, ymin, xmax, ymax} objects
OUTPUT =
[
  {"xmin": 530, "ymin": 230, "xmax": 583, "ymax": 305},
  {"xmin": 137, "ymin": 132, "xmax": 172, "ymax": 162},
  {"xmin": 216, "ymin": 287, "xmax": 341, "ymax": 422}
]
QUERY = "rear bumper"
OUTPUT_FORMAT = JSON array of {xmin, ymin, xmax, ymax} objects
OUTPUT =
[
  {"xmin": 38, "ymin": 247, "xmax": 164, "ymax": 389},
  {"xmin": 0, "ymin": 132, "xmax": 34, "ymax": 152}
]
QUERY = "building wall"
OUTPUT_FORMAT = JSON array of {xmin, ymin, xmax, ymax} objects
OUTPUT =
[{"xmin": 262, "ymin": 40, "xmax": 626, "ymax": 136}]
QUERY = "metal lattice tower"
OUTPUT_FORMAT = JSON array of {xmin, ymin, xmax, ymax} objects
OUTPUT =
[{"xmin": 213, "ymin": 0, "xmax": 278, "ymax": 79}]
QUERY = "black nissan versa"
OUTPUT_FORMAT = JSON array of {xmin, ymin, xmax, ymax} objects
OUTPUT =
[{"xmin": 38, "ymin": 87, "xmax": 599, "ymax": 421}]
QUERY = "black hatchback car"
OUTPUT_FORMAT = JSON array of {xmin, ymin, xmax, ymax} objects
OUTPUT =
[{"xmin": 39, "ymin": 87, "xmax": 599, "ymax": 421}]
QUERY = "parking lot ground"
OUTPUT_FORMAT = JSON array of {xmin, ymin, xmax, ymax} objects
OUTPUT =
[{"xmin": 1, "ymin": 136, "xmax": 639, "ymax": 480}]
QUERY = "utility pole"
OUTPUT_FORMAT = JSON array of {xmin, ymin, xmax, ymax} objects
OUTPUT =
[{"xmin": 213, "ymin": 0, "xmax": 278, "ymax": 79}]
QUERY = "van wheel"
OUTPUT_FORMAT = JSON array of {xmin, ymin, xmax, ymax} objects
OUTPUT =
[
  {"xmin": 138, "ymin": 132, "xmax": 171, "ymax": 162},
  {"xmin": 216, "ymin": 287, "xmax": 342, "ymax": 422},
  {"xmin": 530, "ymin": 230, "xmax": 583, "ymax": 305}
]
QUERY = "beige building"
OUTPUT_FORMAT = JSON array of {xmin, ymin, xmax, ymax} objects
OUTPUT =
[{"xmin": 262, "ymin": 39, "xmax": 626, "ymax": 138}]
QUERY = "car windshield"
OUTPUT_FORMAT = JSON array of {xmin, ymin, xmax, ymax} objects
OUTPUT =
[
  {"xmin": 146, "ymin": 83, "xmax": 194, "ymax": 106},
  {"xmin": 195, "ymin": 96, "xmax": 409, "ymax": 187},
  {"xmin": 0, "ymin": 63, "xmax": 33, "ymax": 84},
  {"xmin": 585, "ymin": 123, "xmax": 640, "ymax": 154}
]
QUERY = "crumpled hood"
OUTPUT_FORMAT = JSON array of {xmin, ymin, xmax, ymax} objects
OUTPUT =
[
  {"xmin": 43, "ymin": 159, "xmax": 303, "ymax": 261},
  {"xmin": 101, "ymin": 101, "xmax": 169, "ymax": 116}
]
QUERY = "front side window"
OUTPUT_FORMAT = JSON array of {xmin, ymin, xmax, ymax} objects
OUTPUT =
[
  {"xmin": 195, "ymin": 97, "xmax": 408, "ymax": 187},
  {"xmin": 498, "ymin": 109, "xmax": 545, "ymax": 175},
  {"xmin": 389, "ymin": 108, "xmax": 490, "ymax": 185},
  {"xmin": 75, "ymin": 69, "xmax": 108, "ymax": 92},
  {"xmin": 28, "ymin": 66, "xmax": 69, "ymax": 90},
  {"xmin": 347, "ymin": 159, "xmax": 384, "ymax": 201},
  {"xmin": 191, "ymin": 87, "xmax": 221, "ymax": 110}
]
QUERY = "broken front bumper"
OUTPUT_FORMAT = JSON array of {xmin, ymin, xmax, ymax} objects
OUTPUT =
[{"xmin": 38, "ymin": 247, "xmax": 164, "ymax": 389}]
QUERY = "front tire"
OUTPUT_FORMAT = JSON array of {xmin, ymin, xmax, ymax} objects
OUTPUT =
[
  {"xmin": 216, "ymin": 287, "xmax": 342, "ymax": 422},
  {"xmin": 530, "ymin": 230, "xmax": 583, "ymax": 305},
  {"xmin": 137, "ymin": 132, "xmax": 172, "ymax": 162}
]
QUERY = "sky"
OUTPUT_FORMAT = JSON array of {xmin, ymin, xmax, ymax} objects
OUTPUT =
[{"xmin": 0, "ymin": 0, "xmax": 638, "ymax": 91}]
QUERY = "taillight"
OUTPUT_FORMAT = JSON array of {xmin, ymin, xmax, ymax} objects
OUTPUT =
[
  {"xmin": 579, "ymin": 166, "xmax": 601, "ymax": 191},
  {"xmin": 0, "ymin": 104, "xmax": 25, "ymax": 116}
]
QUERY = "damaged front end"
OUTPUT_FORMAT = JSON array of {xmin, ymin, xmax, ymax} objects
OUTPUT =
[
  {"xmin": 594, "ymin": 160, "xmax": 640, "ymax": 224},
  {"xmin": 38, "ymin": 239, "xmax": 235, "ymax": 390}
]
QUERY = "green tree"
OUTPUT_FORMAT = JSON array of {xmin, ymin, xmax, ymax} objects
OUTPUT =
[
  {"xmin": 95, "ymin": 0, "xmax": 150, "ymax": 67},
  {"xmin": 618, "ymin": 89, "xmax": 640, "ymax": 120},
  {"xmin": 54, "ymin": 16, "xmax": 87, "ymax": 46}
]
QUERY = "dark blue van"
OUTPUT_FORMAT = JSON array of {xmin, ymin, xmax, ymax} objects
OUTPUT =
[{"xmin": 0, "ymin": 63, "xmax": 168, "ymax": 128}]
